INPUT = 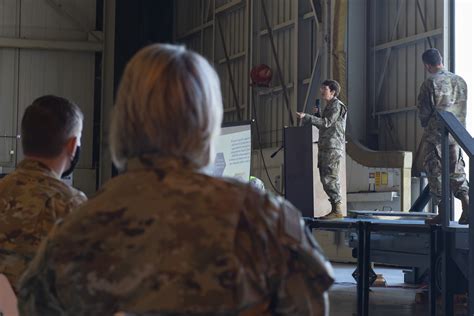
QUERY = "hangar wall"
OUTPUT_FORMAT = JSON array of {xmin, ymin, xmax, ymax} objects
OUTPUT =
[
  {"xmin": 174, "ymin": 0, "xmax": 328, "ymax": 149},
  {"xmin": 175, "ymin": 0, "xmax": 450, "ymax": 157},
  {"xmin": 0, "ymin": 0, "xmax": 101, "ymax": 196},
  {"xmin": 367, "ymin": 0, "xmax": 448, "ymax": 162},
  {"xmin": 0, "ymin": 0, "xmax": 449, "ymax": 195}
]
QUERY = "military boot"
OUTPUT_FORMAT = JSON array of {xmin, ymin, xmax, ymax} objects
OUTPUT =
[
  {"xmin": 320, "ymin": 202, "xmax": 343, "ymax": 220},
  {"xmin": 458, "ymin": 194, "xmax": 469, "ymax": 225},
  {"xmin": 425, "ymin": 203, "xmax": 446, "ymax": 225}
]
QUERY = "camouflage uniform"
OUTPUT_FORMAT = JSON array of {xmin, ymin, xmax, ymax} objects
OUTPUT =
[
  {"xmin": 417, "ymin": 69, "xmax": 469, "ymax": 204},
  {"xmin": 18, "ymin": 155, "xmax": 334, "ymax": 316},
  {"xmin": 0, "ymin": 159, "xmax": 87, "ymax": 289},
  {"xmin": 303, "ymin": 98, "xmax": 347, "ymax": 204}
]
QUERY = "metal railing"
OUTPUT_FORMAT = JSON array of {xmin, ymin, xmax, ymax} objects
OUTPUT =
[{"xmin": 437, "ymin": 110, "xmax": 474, "ymax": 316}]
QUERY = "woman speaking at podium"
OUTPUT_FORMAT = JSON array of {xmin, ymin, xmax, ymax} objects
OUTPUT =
[{"xmin": 296, "ymin": 80, "xmax": 347, "ymax": 219}]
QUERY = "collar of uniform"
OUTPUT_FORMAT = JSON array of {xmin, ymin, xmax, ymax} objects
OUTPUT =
[
  {"xmin": 328, "ymin": 97, "xmax": 339, "ymax": 106},
  {"xmin": 126, "ymin": 154, "xmax": 198, "ymax": 173},
  {"xmin": 17, "ymin": 159, "xmax": 59, "ymax": 179},
  {"xmin": 435, "ymin": 68, "xmax": 446, "ymax": 75}
]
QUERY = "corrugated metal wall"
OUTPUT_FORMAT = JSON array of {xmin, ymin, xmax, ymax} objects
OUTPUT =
[
  {"xmin": 175, "ymin": 0, "xmax": 250, "ymax": 123},
  {"xmin": 0, "ymin": 0, "xmax": 99, "ymax": 195},
  {"xmin": 174, "ymin": 0, "xmax": 322, "ymax": 148},
  {"xmin": 368, "ymin": 0, "xmax": 447, "ymax": 156},
  {"xmin": 0, "ymin": 0, "xmax": 20, "ymax": 165},
  {"xmin": 175, "ymin": 0, "xmax": 449, "ymax": 160},
  {"xmin": 252, "ymin": 0, "xmax": 320, "ymax": 147}
]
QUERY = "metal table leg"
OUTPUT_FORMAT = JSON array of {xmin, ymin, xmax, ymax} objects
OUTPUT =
[
  {"xmin": 469, "ymin": 161, "xmax": 474, "ymax": 316},
  {"xmin": 357, "ymin": 222, "xmax": 364, "ymax": 316},
  {"xmin": 362, "ymin": 222, "xmax": 371, "ymax": 316},
  {"xmin": 442, "ymin": 231, "xmax": 453, "ymax": 316},
  {"xmin": 429, "ymin": 227, "xmax": 437, "ymax": 316}
]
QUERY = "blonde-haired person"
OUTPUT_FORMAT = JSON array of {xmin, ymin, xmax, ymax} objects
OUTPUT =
[{"xmin": 18, "ymin": 44, "xmax": 334, "ymax": 316}]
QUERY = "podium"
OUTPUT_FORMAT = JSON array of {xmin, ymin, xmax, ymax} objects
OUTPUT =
[
  {"xmin": 284, "ymin": 125, "xmax": 315, "ymax": 217},
  {"xmin": 284, "ymin": 125, "xmax": 347, "ymax": 217}
]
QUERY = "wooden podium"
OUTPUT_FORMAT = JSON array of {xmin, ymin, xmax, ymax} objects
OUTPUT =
[{"xmin": 284, "ymin": 125, "xmax": 346, "ymax": 217}]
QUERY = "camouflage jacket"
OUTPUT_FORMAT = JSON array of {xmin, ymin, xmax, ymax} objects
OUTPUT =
[
  {"xmin": 417, "ymin": 69, "xmax": 467, "ymax": 145},
  {"xmin": 18, "ymin": 155, "xmax": 334, "ymax": 316},
  {"xmin": 0, "ymin": 159, "xmax": 87, "ymax": 288},
  {"xmin": 303, "ymin": 98, "xmax": 347, "ymax": 150}
]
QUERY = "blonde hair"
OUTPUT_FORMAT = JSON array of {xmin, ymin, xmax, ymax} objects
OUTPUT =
[{"xmin": 110, "ymin": 44, "xmax": 223, "ymax": 169}]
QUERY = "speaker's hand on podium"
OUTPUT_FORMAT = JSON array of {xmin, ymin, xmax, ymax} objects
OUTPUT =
[{"xmin": 296, "ymin": 112, "xmax": 306, "ymax": 119}]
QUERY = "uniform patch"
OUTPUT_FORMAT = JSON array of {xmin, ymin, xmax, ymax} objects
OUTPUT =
[{"xmin": 280, "ymin": 202, "xmax": 302, "ymax": 243}]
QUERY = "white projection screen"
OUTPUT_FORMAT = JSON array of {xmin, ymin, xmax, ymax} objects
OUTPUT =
[{"xmin": 208, "ymin": 122, "xmax": 252, "ymax": 182}]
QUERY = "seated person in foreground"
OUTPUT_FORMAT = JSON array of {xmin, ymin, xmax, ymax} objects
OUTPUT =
[
  {"xmin": 0, "ymin": 95, "xmax": 86, "ymax": 289},
  {"xmin": 18, "ymin": 44, "xmax": 334, "ymax": 316}
]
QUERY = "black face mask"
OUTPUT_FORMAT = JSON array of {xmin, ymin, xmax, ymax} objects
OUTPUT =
[{"xmin": 61, "ymin": 146, "xmax": 81, "ymax": 179}]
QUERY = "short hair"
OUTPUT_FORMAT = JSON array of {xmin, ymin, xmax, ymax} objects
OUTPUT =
[
  {"xmin": 422, "ymin": 48, "xmax": 443, "ymax": 66},
  {"xmin": 321, "ymin": 79, "xmax": 341, "ymax": 97},
  {"xmin": 110, "ymin": 44, "xmax": 223, "ymax": 169},
  {"xmin": 21, "ymin": 95, "xmax": 83, "ymax": 158}
]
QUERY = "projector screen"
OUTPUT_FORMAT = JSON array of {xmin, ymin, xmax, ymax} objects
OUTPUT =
[{"xmin": 208, "ymin": 122, "xmax": 252, "ymax": 182}]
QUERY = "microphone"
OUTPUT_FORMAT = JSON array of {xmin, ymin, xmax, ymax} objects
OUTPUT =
[{"xmin": 314, "ymin": 99, "xmax": 321, "ymax": 117}]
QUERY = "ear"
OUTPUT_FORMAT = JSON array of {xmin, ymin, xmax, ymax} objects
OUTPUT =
[{"xmin": 65, "ymin": 136, "xmax": 78, "ymax": 157}]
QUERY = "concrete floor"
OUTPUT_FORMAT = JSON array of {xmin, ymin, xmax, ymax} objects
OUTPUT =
[{"xmin": 329, "ymin": 263, "xmax": 467, "ymax": 316}]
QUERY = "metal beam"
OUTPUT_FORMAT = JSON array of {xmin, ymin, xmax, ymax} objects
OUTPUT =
[
  {"xmin": 175, "ymin": 21, "xmax": 213, "ymax": 40},
  {"xmin": 442, "ymin": 231, "xmax": 454, "ymax": 315},
  {"xmin": 43, "ymin": 0, "xmax": 101, "ymax": 42},
  {"xmin": 300, "ymin": 0, "xmax": 323, "ymax": 121},
  {"xmin": 215, "ymin": 0, "xmax": 243, "ymax": 14},
  {"xmin": 292, "ymin": 0, "xmax": 299, "ymax": 126},
  {"xmin": 98, "ymin": 0, "xmax": 115, "ymax": 185},
  {"xmin": 216, "ymin": 17, "xmax": 242, "ymax": 120},
  {"xmin": 301, "ymin": 51, "xmax": 321, "ymax": 114},
  {"xmin": 429, "ymin": 227, "xmax": 437, "ymax": 315},
  {"xmin": 441, "ymin": 126, "xmax": 452, "ymax": 227},
  {"xmin": 257, "ymin": 83, "xmax": 294, "ymax": 96},
  {"xmin": 204, "ymin": 0, "xmax": 212, "ymax": 22},
  {"xmin": 223, "ymin": 104, "xmax": 246, "ymax": 113},
  {"xmin": 259, "ymin": 20, "xmax": 295, "ymax": 36},
  {"xmin": 309, "ymin": 0, "xmax": 322, "ymax": 25},
  {"xmin": 260, "ymin": 0, "xmax": 294, "ymax": 126},
  {"xmin": 373, "ymin": 28, "xmax": 442, "ymax": 52},
  {"xmin": 374, "ymin": 106, "xmax": 417, "ymax": 116},
  {"xmin": 448, "ymin": 0, "xmax": 455, "ymax": 71},
  {"xmin": 218, "ymin": 51, "xmax": 246, "ymax": 64},
  {"xmin": 469, "ymin": 158, "xmax": 474, "ymax": 316},
  {"xmin": 437, "ymin": 111, "xmax": 474, "ymax": 157},
  {"xmin": 308, "ymin": 0, "xmax": 320, "ymax": 33},
  {"xmin": 415, "ymin": 0, "xmax": 433, "ymax": 48},
  {"xmin": 302, "ymin": 12, "xmax": 315, "ymax": 20},
  {"xmin": 373, "ymin": 0, "xmax": 403, "ymax": 116},
  {"xmin": 0, "ymin": 36, "xmax": 102, "ymax": 52}
]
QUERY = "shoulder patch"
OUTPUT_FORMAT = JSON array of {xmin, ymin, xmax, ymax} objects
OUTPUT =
[{"xmin": 279, "ymin": 201, "xmax": 302, "ymax": 243}]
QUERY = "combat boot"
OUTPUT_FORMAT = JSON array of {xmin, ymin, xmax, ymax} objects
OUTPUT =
[
  {"xmin": 320, "ymin": 202, "xmax": 343, "ymax": 220},
  {"xmin": 458, "ymin": 194, "xmax": 469, "ymax": 225}
]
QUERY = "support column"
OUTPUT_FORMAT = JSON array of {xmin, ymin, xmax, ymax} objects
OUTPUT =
[{"xmin": 99, "ymin": 0, "xmax": 115, "ymax": 185}]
